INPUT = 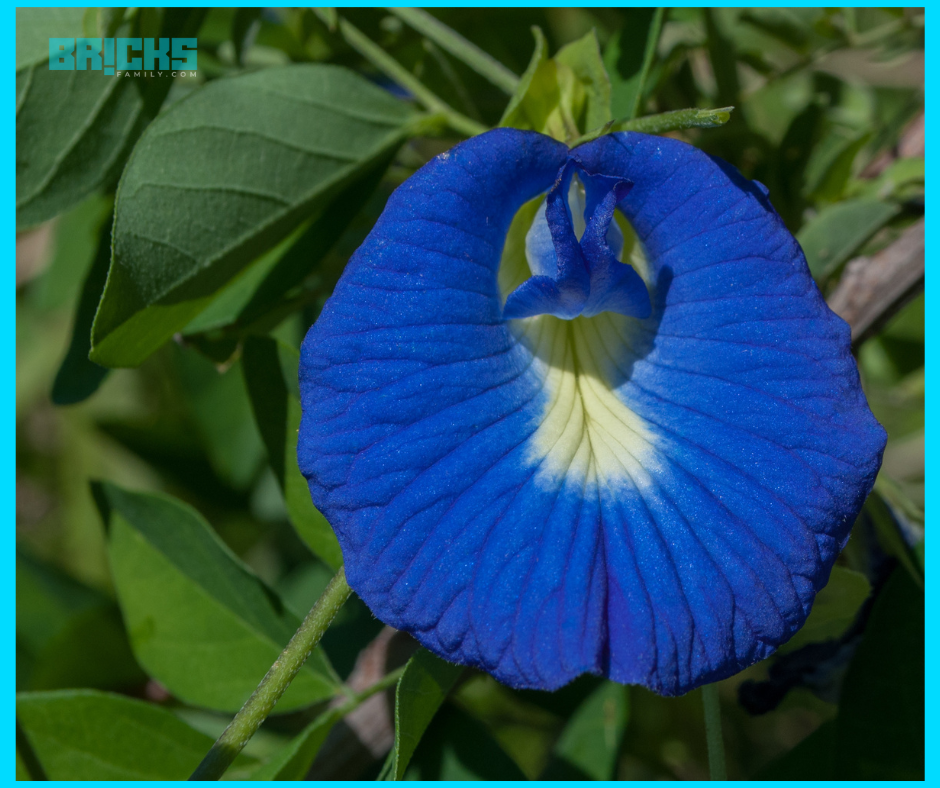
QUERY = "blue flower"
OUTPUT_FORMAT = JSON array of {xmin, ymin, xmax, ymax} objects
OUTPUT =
[{"xmin": 297, "ymin": 129, "xmax": 886, "ymax": 695}]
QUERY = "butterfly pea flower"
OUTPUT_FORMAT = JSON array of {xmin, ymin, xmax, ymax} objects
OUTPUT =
[{"xmin": 297, "ymin": 128, "xmax": 885, "ymax": 695}]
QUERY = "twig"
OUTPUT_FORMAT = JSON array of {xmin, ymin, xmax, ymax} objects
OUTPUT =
[{"xmin": 827, "ymin": 217, "xmax": 924, "ymax": 347}]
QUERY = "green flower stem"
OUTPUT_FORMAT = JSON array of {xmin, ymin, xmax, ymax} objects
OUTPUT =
[
  {"xmin": 326, "ymin": 12, "xmax": 488, "ymax": 138},
  {"xmin": 388, "ymin": 7, "xmax": 520, "ymax": 95},
  {"xmin": 571, "ymin": 107, "xmax": 734, "ymax": 148},
  {"xmin": 702, "ymin": 683, "xmax": 727, "ymax": 781},
  {"xmin": 189, "ymin": 567, "xmax": 353, "ymax": 781}
]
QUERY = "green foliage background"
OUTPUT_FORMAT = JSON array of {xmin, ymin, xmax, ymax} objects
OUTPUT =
[{"xmin": 16, "ymin": 7, "xmax": 923, "ymax": 780}]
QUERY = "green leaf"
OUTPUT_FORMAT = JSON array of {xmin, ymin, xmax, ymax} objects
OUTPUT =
[
  {"xmin": 16, "ymin": 551, "xmax": 145, "ymax": 692},
  {"xmin": 498, "ymin": 27, "xmax": 575, "ymax": 142},
  {"xmin": 96, "ymin": 7, "xmax": 129, "ymax": 39},
  {"xmin": 865, "ymin": 487, "xmax": 924, "ymax": 589},
  {"xmin": 401, "ymin": 705, "xmax": 528, "ymax": 780},
  {"xmin": 449, "ymin": 672, "xmax": 562, "ymax": 778},
  {"xmin": 50, "ymin": 215, "xmax": 113, "ymax": 405},
  {"xmin": 805, "ymin": 131, "xmax": 871, "ymax": 203},
  {"xmin": 15, "ymin": 68, "xmax": 145, "ymax": 229},
  {"xmin": 499, "ymin": 26, "xmax": 548, "ymax": 124},
  {"xmin": 95, "ymin": 482, "xmax": 340, "ymax": 713},
  {"xmin": 90, "ymin": 64, "xmax": 419, "ymax": 368},
  {"xmin": 760, "ymin": 568, "xmax": 924, "ymax": 780},
  {"xmin": 849, "ymin": 157, "xmax": 925, "ymax": 201},
  {"xmin": 542, "ymin": 681, "xmax": 629, "ymax": 780},
  {"xmin": 703, "ymin": 8, "xmax": 741, "ymax": 108},
  {"xmin": 174, "ymin": 348, "xmax": 266, "ymax": 491},
  {"xmin": 16, "ymin": 745, "xmax": 35, "ymax": 781},
  {"xmin": 249, "ymin": 704, "xmax": 347, "ymax": 780},
  {"xmin": 603, "ymin": 8, "xmax": 666, "ymax": 120},
  {"xmin": 797, "ymin": 198, "xmax": 901, "ymax": 279},
  {"xmin": 388, "ymin": 8, "xmax": 519, "ymax": 95},
  {"xmin": 500, "ymin": 28, "xmax": 615, "ymax": 142},
  {"xmin": 779, "ymin": 567, "xmax": 870, "ymax": 653},
  {"xmin": 388, "ymin": 648, "xmax": 464, "ymax": 780},
  {"xmin": 554, "ymin": 29, "xmax": 613, "ymax": 134},
  {"xmin": 16, "ymin": 7, "xmax": 86, "ymax": 71},
  {"xmin": 836, "ymin": 568, "xmax": 924, "ymax": 779},
  {"xmin": 182, "ymin": 155, "xmax": 390, "ymax": 339},
  {"xmin": 242, "ymin": 336, "xmax": 343, "ymax": 568},
  {"xmin": 16, "ymin": 9, "xmax": 206, "ymax": 229},
  {"xmin": 572, "ymin": 107, "xmax": 733, "ymax": 148},
  {"xmin": 17, "ymin": 689, "xmax": 259, "ymax": 780}
]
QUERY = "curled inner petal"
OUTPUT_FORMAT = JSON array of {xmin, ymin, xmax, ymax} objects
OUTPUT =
[
  {"xmin": 580, "ymin": 181, "xmax": 651, "ymax": 319},
  {"xmin": 504, "ymin": 164, "xmax": 651, "ymax": 322}
]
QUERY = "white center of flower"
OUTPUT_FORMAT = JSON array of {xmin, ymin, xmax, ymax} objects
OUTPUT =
[{"xmin": 498, "ymin": 191, "xmax": 658, "ymax": 489}]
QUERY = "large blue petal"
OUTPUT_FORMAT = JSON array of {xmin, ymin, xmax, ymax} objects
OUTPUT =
[{"xmin": 298, "ymin": 129, "xmax": 885, "ymax": 695}]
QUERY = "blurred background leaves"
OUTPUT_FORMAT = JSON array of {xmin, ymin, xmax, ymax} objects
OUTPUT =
[{"xmin": 16, "ymin": 6, "xmax": 923, "ymax": 780}]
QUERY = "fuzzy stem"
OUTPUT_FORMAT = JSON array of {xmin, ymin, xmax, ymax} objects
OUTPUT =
[
  {"xmin": 571, "ymin": 107, "xmax": 734, "ymax": 148},
  {"xmin": 189, "ymin": 567, "xmax": 352, "ymax": 781}
]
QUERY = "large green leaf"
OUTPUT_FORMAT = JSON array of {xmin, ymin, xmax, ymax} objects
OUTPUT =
[
  {"xmin": 401, "ymin": 705, "xmax": 528, "ymax": 780},
  {"xmin": 95, "ymin": 482, "xmax": 339, "ymax": 713},
  {"xmin": 16, "ymin": 7, "xmax": 86, "ymax": 71},
  {"xmin": 242, "ymin": 336, "xmax": 343, "ymax": 568},
  {"xmin": 16, "ymin": 68, "xmax": 145, "ymax": 229},
  {"xmin": 759, "ymin": 568, "xmax": 924, "ymax": 779},
  {"xmin": 15, "ymin": 9, "xmax": 205, "ymax": 229},
  {"xmin": 174, "ymin": 347, "xmax": 266, "ymax": 491},
  {"xmin": 542, "ymin": 681, "xmax": 629, "ymax": 780},
  {"xmin": 249, "ymin": 704, "xmax": 347, "ymax": 780},
  {"xmin": 387, "ymin": 649, "xmax": 464, "ymax": 780},
  {"xmin": 181, "ymin": 157, "xmax": 390, "ymax": 340},
  {"xmin": 91, "ymin": 64, "xmax": 420, "ymax": 368},
  {"xmin": 16, "ymin": 552, "xmax": 144, "ymax": 692},
  {"xmin": 603, "ymin": 9, "xmax": 666, "ymax": 120},
  {"xmin": 865, "ymin": 487, "xmax": 924, "ymax": 589},
  {"xmin": 797, "ymin": 199, "xmax": 901, "ymax": 280},
  {"xmin": 17, "ymin": 690, "xmax": 259, "ymax": 780},
  {"xmin": 835, "ymin": 568, "xmax": 924, "ymax": 779}
]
